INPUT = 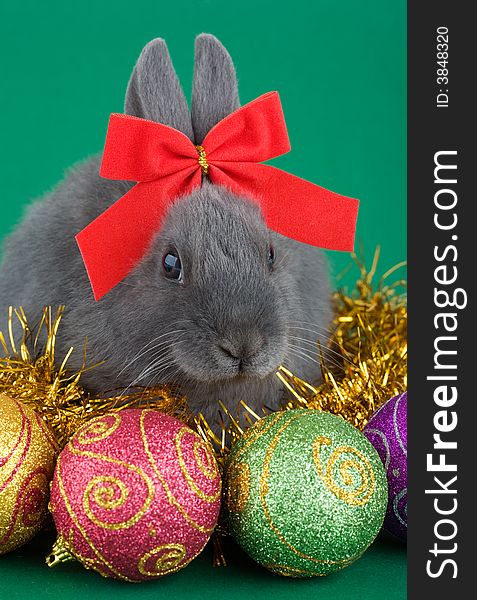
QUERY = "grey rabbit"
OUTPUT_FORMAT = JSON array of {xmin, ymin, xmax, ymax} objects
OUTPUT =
[{"xmin": 0, "ymin": 34, "xmax": 332, "ymax": 428}]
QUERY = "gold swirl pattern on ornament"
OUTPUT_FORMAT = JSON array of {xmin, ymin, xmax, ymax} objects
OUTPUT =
[
  {"xmin": 193, "ymin": 438, "xmax": 217, "ymax": 480},
  {"xmin": 84, "ymin": 476, "xmax": 128, "ymax": 511},
  {"xmin": 137, "ymin": 543, "xmax": 189, "ymax": 577},
  {"xmin": 67, "ymin": 437, "xmax": 155, "ymax": 532},
  {"xmin": 0, "ymin": 400, "xmax": 31, "ymax": 492},
  {"xmin": 312, "ymin": 436, "xmax": 375, "ymax": 506},
  {"xmin": 55, "ymin": 453, "xmax": 135, "ymax": 581},
  {"xmin": 175, "ymin": 428, "xmax": 220, "ymax": 502},
  {"xmin": 82, "ymin": 473, "xmax": 153, "ymax": 531},
  {"xmin": 76, "ymin": 414, "xmax": 122, "ymax": 445},
  {"xmin": 259, "ymin": 413, "xmax": 364, "ymax": 566},
  {"xmin": 225, "ymin": 462, "xmax": 250, "ymax": 513},
  {"xmin": 139, "ymin": 410, "xmax": 217, "ymax": 534},
  {"xmin": 232, "ymin": 411, "xmax": 284, "ymax": 463}
]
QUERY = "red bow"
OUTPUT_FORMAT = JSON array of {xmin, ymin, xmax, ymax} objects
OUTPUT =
[{"xmin": 76, "ymin": 92, "xmax": 359, "ymax": 300}]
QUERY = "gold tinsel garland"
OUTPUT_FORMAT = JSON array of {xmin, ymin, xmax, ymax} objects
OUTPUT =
[
  {"xmin": 279, "ymin": 249, "xmax": 407, "ymax": 430},
  {"xmin": 0, "ymin": 251, "xmax": 407, "ymax": 450},
  {"xmin": 0, "ymin": 252, "xmax": 406, "ymax": 568},
  {"xmin": 0, "ymin": 307, "xmax": 192, "ymax": 448}
]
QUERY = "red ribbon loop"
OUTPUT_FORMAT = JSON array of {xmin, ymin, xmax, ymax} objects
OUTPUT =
[{"xmin": 76, "ymin": 91, "xmax": 359, "ymax": 300}]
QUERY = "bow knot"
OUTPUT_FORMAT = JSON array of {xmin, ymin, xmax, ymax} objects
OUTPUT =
[
  {"xmin": 76, "ymin": 91, "xmax": 359, "ymax": 300},
  {"xmin": 195, "ymin": 145, "xmax": 209, "ymax": 175}
]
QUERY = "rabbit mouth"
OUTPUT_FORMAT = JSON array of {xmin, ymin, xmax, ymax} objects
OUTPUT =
[
  {"xmin": 228, "ymin": 360, "xmax": 275, "ymax": 380},
  {"xmin": 219, "ymin": 353, "xmax": 282, "ymax": 382},
  {"xmin": 172, "ymin": 352, "xmax": 280, "ymax": 384},
  {"xmin": 165, "ymin": 331, "xmax": 286, "ymax": 384}
]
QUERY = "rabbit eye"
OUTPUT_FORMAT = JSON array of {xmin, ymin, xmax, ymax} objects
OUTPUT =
[
  {"xmin": 268, "ymin": 244, "xmax": 276, "ymax": 267},
  {"xmin": 162, "ymin": 248, "xmax": 183, "ymax": 282}
]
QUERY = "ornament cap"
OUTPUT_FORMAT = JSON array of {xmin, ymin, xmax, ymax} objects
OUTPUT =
[{"xmin": 46, "ymin": 536, "xmax": 76, "ymax": 568}]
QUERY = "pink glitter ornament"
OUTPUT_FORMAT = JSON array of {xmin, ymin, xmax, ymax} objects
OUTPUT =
[{"xmin": 48, "ymin": 409, "xmax": 221, "ymax": 581}]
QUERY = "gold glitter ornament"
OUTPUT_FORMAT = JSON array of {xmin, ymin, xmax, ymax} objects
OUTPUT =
[{"xmin": 0, "ymin": 394, "xmax": 59, "ymax": 554}]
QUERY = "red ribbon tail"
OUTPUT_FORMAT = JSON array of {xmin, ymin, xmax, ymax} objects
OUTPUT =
[
  {"xmin": 76, "ymin": 170, "xmax": 199, "ymax": 300},
  {"xmin": 209, "ymin": 163, "xmax": 359, "ymax": 252}
]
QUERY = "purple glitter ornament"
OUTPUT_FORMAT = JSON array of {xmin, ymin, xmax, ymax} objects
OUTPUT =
[{"xmin": 364, "ymin": 392, "xmax": 407, "ymax": 541}]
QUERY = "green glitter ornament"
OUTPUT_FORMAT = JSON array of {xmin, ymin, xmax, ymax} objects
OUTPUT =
[{"xmin": 223, "ymin": 409, "xmax": 387, "ymax": 577}]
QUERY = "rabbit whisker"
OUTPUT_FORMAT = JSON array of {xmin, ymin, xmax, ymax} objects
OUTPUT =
[
  {"xmin": 117, "ymin": 329, "xmax": 188, "ymax": 377},
  {"xmin": 287, "ymin": 334, "xmax": 350, "ymax": 366},
  {"xmin": 286, "ymin": 343, "xmax": 343, "ymax": 371},
  {"xmin": 288, "ymin": 325, "xmax": 354, "ymax": 367},
  {"xmin": 136, "ymin": 340, "xmax": 188, "ymax": 384},
  {"xmin": 286, "ymin": 344, "xmax": 322, "ymax": 366}
]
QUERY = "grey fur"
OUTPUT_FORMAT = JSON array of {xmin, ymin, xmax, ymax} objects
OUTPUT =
[
  {"xmin": 0, "ymin": 35, "xmax": 332, "ymax": 429},
  {"xmin": 125, "ymin": 38, "xmax": 194, "ymax": 140},
  {"xmin": 191, "ymin": 34, "xmax": 240, "ymax": 144}
]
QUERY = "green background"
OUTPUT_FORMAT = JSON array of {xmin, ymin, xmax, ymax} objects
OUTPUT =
[{"xmin": 0, "ymin": 0, "xmax": 406, "ymax": 598}]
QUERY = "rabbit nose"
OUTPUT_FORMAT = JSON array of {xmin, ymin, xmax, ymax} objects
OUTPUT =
[{"xmin": 219, "ymin": 333, "xmax": 265, "ymax": 360}]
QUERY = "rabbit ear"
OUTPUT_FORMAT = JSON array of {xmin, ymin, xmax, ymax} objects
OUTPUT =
[
  {"xmin": 125, "ymin": 38, "xmax": 194, "ymax": 140},
  {"xmin": 191, "ymin": 34, "xmax": 240, "ymax": 144}
]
